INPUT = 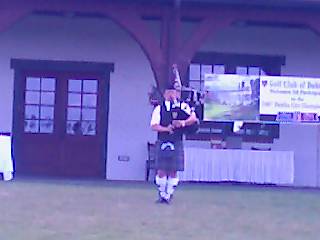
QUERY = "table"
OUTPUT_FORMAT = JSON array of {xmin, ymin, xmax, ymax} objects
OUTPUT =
[
  {"xmin": 0, "ymin": 135, "xmax": 14, "ymax": 181},
  {"xmin": 179, "ymin": 148, "xmax": 294, "ymax": 185}
]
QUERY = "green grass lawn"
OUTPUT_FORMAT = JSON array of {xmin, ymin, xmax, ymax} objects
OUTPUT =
[
  {"xmin": 0, "ymin": 179, "xmax": 319, "ymax": 240},
  {"xmin": 204, "ymin": 102, "xmax": 232, "ymax": 120},
  {"xmin": 204, "ymin": 102, "xmax": 259, "ymax": 121}
]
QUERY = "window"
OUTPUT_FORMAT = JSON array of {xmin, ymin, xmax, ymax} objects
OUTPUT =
[
  {"xmin": 189, "ymin": 64, "xmax": 225, "ymax": 92},
  {"xmin": 236, "ymin": 66, "xmax": 266, "ymax": 76},
  {"xmin": 188, "ymin": 52, "xmax": 285, "ymax": 92},
  {"xmin": 24, "ymin": 77, "xmax": 56, "ymax": 133},
  {"xmin": 66, "ymin": 79, "xmax": 98, "ymax": 136}
]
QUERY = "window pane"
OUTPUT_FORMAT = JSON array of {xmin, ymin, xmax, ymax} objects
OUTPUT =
[
  {"xmin": 24, "ymin": 120, "xmax": 39, "ymax": 133},
  {"xmin": 82, "ymin": 121, "xmax": 96, "ymax": 135},
  {"xmin": 66, "ymin": 121, "xmax": 75, "ymax": 134},
  {"xmin": 68, "ymin": 79, "xmax": 82, "ymax": 92},
  {"xmin": 39, "ymin": 120, "xmax": 54, "ymax": 133},
  {"xmin": 200, "ymin": 82, "xmax": 205, "ymax": 92},
  {"xmin": 213, "ymin": 65, "xmax": 225, "ymax": 74},
  {"xmin": 189, "ymin": 64, "xmax": 201, "ymax": 80},
  {"xmin": 189, "ymin": 81, "xmax": 201, "ymax": 91},
  {"xmin": 66, "ymin": 121, "xmax": 83, "ymax": 135},
  {"xmin": 68, "ymin": 93, "xmax": 82, "ymax": 106},
  {"xmin": 248, "ymin": 67, "xmax": 260, "ymax": 75},
  {"xmin": 41, "ymin": 78, "xmax": 56, "ymax": 91},
  {"xmin": 41, "ymin": 92, "xmax": 55, "ymax": 105},
  {"xmin": 67, "ymin": 107, "xmax": 81, "ymax": 121},
  {"xmin": 82, "ymin": 94, "xmax": 97, "ymax": 107},
  {"xmin": 236, "ymin": 66, "xmax": 248, "ymax": 75},
  {"xmin": 26, "ymin": 77, "xmax": 41, "ymax": 91},
  {"xmin": 83, "ymin": 80, "xmax": 98, "ymax": 93},
  {"xmin": 82, "ymin": 108, "xmax": 96, "ymax": 121},
  {"xmin": 40, "ymin": 106, "xmax": 54, "ymax": 120},
  {"xmin": 201, "ymin": 65, "xmax": 212, "ymax": 80},
  {"xmin": 25, "ymin": 105, "xmax": 39, "ymax": 119},
  {"xmin": 25, "ymin": 91, "xmax": 40, "ymax": 104}
]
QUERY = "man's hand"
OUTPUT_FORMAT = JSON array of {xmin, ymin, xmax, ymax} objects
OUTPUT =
[
  {"xmin": 167, "ymin": 124, "xmax": 174, "ymax": 134},
  {"xmin": 172, "ymin": 120, "xmax": 185, "ymax": 129},
  {"xmin": 151, "ymin": 124, "xmax": 174, "ymax": 133}
]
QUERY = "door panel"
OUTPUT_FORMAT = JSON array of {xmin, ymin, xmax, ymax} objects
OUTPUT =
[
  {"xmin": 62, "ymin": 75, "xmax": 105, "ymax": 178},
  {"xmin": 14, "ymin": 70, "xmax": 107, "ymax": 178}
]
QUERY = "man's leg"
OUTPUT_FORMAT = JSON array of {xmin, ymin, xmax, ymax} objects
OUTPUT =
[
  {"xmin": 167, "ymin": 171, "xmax": 179, "ymax": 200},
  {"xmin": 155, "ymin": 170, "xmax": 168, "ymax": 202}
]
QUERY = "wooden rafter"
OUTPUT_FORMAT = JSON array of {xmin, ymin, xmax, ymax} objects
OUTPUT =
[{"xmin": 1, "ymin": 0, "xmax": 320, "ymax": 89}]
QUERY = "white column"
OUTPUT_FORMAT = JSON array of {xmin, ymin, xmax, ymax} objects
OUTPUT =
[{"xmin": 0, "ymin": 135, "xmax": 14, "ymax": 181}]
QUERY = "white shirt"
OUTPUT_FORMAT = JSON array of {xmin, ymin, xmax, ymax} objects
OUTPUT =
[{"xmin": 150, "ymin": 101, "xmax": 192, "ymax": 126}]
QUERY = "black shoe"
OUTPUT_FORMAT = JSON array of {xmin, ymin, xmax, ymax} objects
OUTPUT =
[
  {"xmin": 163, "ymin": 197, "xmax": 171, "ymax": 205},
  {"xmin": 155, "ymin": 196, "xmax": 171, "ymax": 204},
  {"xmin": 155, "ymin": 197, "xmax": 166, "ymax": 204}
]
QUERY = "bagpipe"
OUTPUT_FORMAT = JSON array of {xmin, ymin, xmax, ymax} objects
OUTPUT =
[
  {"xmin": 170, "ymin": 105, "xmax": 200, "ymax": 135},
  {"xmin": 171, "ymin": 63, "xmax": 205, "ymax": 108},
  {"xmin": 149, "ymin": 64, "xmax": 206, "ymax": 107},
  {"xmin": 171, "ymin": 64, "xmax": 200, "ymax": 135}
]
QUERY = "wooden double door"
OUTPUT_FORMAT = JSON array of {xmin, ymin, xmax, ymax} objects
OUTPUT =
[{"xmin": 12, "ymin": 60, "xmax": 113, "ymax": 178}]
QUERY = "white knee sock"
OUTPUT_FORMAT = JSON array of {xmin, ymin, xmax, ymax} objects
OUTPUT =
[
  {"xmin": 167, "ymin": 176, "xmax": 179, "ymax": 196},
  {"xmin": 155, "ymin": 175, "xmax": 167, "ymax": 198}
]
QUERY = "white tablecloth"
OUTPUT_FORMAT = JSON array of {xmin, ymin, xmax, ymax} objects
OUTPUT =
[
  {"xmin": 179, "ymin": 148, "xmax": 294, "ymax": 184},
  {"xmin": 0, "ymin": 135, "xmax": 14, "ymax": 180}
]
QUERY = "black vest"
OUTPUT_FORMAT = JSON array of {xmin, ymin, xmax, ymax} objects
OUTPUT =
[{"xmin": 158, "ymin": 101, "xmax": 190, "ymax": 142}]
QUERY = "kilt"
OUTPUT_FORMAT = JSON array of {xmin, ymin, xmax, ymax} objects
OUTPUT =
[{"xmin": 155, "ymin": 140, "xmax": 184, "ymax": 171}]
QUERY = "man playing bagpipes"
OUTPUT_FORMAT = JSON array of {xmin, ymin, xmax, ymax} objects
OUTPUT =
[{"xmin": 150, "ymin": 65, "xmax": 199, "ymax": 204}]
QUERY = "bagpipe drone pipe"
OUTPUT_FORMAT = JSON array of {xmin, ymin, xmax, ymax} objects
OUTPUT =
[{"xmin": 171, "ymin": 64, "xmax": 201, "ymax": 135}]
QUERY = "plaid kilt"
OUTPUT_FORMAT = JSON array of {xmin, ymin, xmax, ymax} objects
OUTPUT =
[{"xmin": 155, "ymin": 140, "xmax": 184, "ymax": 171}]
